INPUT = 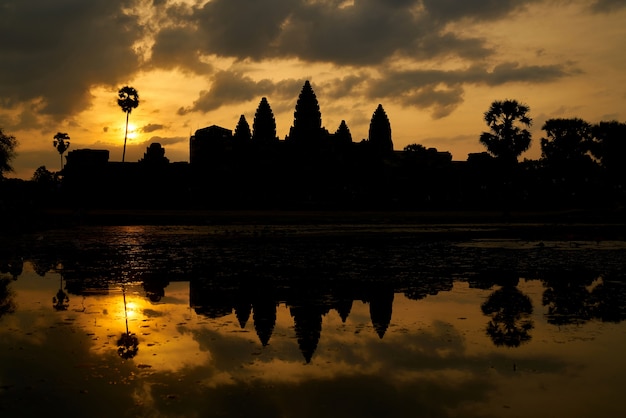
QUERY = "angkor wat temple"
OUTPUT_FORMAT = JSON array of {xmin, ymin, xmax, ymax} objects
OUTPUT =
[
  {"xmin": 60, "ymin": 80, "xmax": 616, "ymax": 210},
  {"xmin": 60, "ymin": 80, "xmax": 452, "ymax": 209}
]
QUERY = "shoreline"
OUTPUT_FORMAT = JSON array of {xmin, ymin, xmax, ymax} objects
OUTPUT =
[{"xmin": 38, "ymin": 207, "xmax": 624, "ymax": 225}]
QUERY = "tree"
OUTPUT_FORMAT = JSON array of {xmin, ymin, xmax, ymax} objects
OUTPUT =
[
  {"xmin": 53, "ymin": 132, "xmax": 70, "ymax": 170},
  {"xmin": 252, "ymin": 97, "xmax": 277, "ymax": 145},
  {"xmin": 117, "ymin": 86, "xmax": 139, "ymax": 162},
  {"xmin": 368, "ymin": 104, "xmax": 393, "ymax": 154},
  {"xmin": 0, "ymin": 128, "xmax": 18, "ymax": 178},
  {"xmin": 591, "ymin": 121, "xmax": 626, "ymax": 175},
  {"xmin": 540, "ymin": 118, "xmax": 594, "ymax": 164},
  {"xmin": 481, "ymin": 281, "xmax": 534, "ymax": 347},
  {"xmin": 403, "ymin": 143, "xmax": 427, "ymax": 153},
  {"xmin": 32, "ymin": 165, "xmax": 55, "ymax": 184},
  {"xmin": 479, "ymin": 99, "xmax": 532, "ymax": 164}
]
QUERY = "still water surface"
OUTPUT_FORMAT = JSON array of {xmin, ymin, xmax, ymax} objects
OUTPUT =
[{"xmin": 1, "ymin": 224, "xmax": 626, "ymax": 417}]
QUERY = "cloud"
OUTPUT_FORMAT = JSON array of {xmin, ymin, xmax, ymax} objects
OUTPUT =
[
  {"xmin": 141, "ymin": 123, "xmax": 165, "ymax": 133},
  {"xmin": 178, "ymin": 71, "xmax": 305, "ymax": 114},
  {"xmin": 590, "ymin": 0, "xmax": 626, "ymax": 12},
  {"xmin": 148, "ymin": 26, "xmax": 213, "ymax": 75},
  {"xmin": 366, "ymin": 62, "xmax": 574, "ymax": 118},
  {"xmin": 0, "ymin": 0, "xmax": 144, "ymax": 120},
  {"xmin": 148, "ymin": 0, "xmax": 494, "ymax": 70},
  {"xmin": 421, "ymin": 0, "xmax": 539, "ymax": 22},
  {"xmin": 142, "ymin": 136, "xmax": 187, "ymax": 146}
]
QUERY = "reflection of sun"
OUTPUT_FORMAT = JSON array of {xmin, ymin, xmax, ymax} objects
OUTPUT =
[{"xmin": 125, "ymin": 300, "xmax": 139, "ymax": 318}]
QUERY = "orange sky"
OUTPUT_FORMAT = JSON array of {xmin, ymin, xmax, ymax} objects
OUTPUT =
[{"xmin": 1, "ymin": 0, "xmax": 625, "ymax": 179}]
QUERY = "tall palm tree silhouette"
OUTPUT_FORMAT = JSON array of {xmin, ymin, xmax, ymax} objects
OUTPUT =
[
  {"xmin": 52, "ymin": 132, "xmax": 70, "ymax": 170},
  {"xmin": 117, "ymin": 86, "xmax": 139, "ymax": 162},
  {"xmin": 479, "ymin": 99, "xmax": 532, "ymax": 165}
]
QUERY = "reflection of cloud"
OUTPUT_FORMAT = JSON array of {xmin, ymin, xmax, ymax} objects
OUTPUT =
[{"xmin": 4, "ymin": 265, "xmax": 611, "ymax": 418}]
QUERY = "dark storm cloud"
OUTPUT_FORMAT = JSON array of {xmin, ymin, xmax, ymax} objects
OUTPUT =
[
  {"xmin": 367, "ymin": 62, "xmax": 573, "ymax": 117},
  {"xmin": 149, "ymin": 26, "xmax": 213, "ymax": 75},
  {"xmin": 590, "ymin": 0, "xmax": 626, "ymax": 12},
  {"xmin": 178, "ymin": 71, "xmax": 304, "ymax": 114},
  {"xmin": 141, "ymin": 136, "xmax": 187, "ymax": 146},
  {"xmin": 191, "ymin": 0, "xmax": 294, "ymax": 60},
  {"xmin": 148, "ymin": 0, "xmax": 579, "ymax": 120},
  {"xmin": 421, "ymin": 0, "xmax": 538, "ymax": 22},
  {"xmin": 149, "ymin": 0, "xmax": 493, "ymax": 69},
  {"xmin": 141, "ymin": 123, "xmax": 165, "ymax": 133},
  {"xmin": 0, "ymin": 0, "xmax": 143, "ymax": 120}
]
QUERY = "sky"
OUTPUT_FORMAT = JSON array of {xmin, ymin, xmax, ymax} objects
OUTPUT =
[{"xmin": 0, "ymin": 0, "xmax": 625, "ymax": 179}]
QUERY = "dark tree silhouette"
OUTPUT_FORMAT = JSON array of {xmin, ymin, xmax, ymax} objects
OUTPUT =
[
  {"xmin": 541, "ymin": 118, "xmax": 594, "ymax": 164},
  {"xmin": 541, "ymin": 272, "xmax": 596, "ymax": 326},
  {"xmin": 0, "ymin": 277, "xmax": 16, "ymax": 319},
  {"xmin": 32, "ymin": 165, "xmax": 55, "ymax": 184},
  {"xmin": 368, "ymin": 104, "xmax": 393, "ymax": 154},
  {"xmin": 591, "ymin": 121, "xmax": 626, "ymax": 189},
  {"xmin": 52, "ymin": 274, "xmax": 70, "ymax": 311},
  {"xmin": 117, "ymin": 86, "xmax": 139, "ymax": 162},
  {"xmin": 252, "ymin": 97, "xmax": 277, "ymax": 145},
  {"xmin": 592, "ymin": 121, "xmax": 626, "ymax": 168},
  {"xmin": 233, "ymin": 114, "xmax": 252, "ymax": 146},
  {"xmin": 117, "ymin": 286, "xmax": 139, "ymax": 359},
  {"xmin": 482, "ymin": 283, "xmax": 534, "ymax": 347},
  {"xmin": 404, "ymin": 143, "xmax": 427, "ymax": 153},
  {"xmin": 289, "ymin": 80, "xmax": 323, "ymax": 144},
  {"xmin": 0, "ymin": 128, "xmax": 18, "ymax": 178},
  {"xmin": 540, "ymin": 118, "xmax": 598, "ymax": 204},
  {"xmin": 53, "ymin": 132, "xmax": 70, "ymax": 170},
  {"xmin": 479, "ymin": 100, "xmax": 532, "ymax": 164}
]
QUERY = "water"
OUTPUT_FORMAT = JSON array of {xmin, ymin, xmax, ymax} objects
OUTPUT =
[{"xmin": 1, "ymin": 224, "xmax": 626, "ymax": 417}]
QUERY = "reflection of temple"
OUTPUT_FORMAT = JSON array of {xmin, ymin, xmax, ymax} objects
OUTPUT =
[
  {"xmin": 13, "ymin": 234, "xmax": 626, "ymax": 362},
  {"xmin": 188, "ymin": 278, "xmax": 406, "ymax": 362}
]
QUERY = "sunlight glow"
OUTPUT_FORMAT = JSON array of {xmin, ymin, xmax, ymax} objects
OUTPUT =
[{"xmin": 126, "ymin": 123, "xmax": 138, "ymax": 140}]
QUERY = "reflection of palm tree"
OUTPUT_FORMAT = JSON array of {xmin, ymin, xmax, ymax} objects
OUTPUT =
[
  {"xmin": 542, "ymin": 278, "xmax": 594, "ymax": 325},
  {"xmin": 117, "ymin": 286, "xmax": 139, "ymax": 359},
  {"xmin": 117, "ymin": 86, "xmax": 139, "ymax": 163},
  {"xmin": 589, "ymin": 275, "xmax": 626, "ymax": 323},
  {"xmin": 481, "ymin": 284, "xmax": 534, "ymax": 347},
  {"xmin": 52, "ymin": 274, "xmax": 70, "ymax": 311},
  {"xmin": 0, "ymin": 277, "xmax": 16, "ymax": 318}
]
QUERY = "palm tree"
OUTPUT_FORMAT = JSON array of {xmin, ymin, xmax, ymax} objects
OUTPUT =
[
  {"xmin": 52, "ymin": 132, "xmax": 70, "ymax": 170},
  {"xmin": 479, "ymin": 99, "xmax": 532, "ymax": 165},
  {"xmin": 117, "ymin": 86, "xmax": 139, "ymax": 162}
]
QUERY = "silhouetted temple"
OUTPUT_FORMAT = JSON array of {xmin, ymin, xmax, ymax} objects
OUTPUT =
[{"xmin": 56, "ymin": 79, "xmax": 624, "ymax": 210}]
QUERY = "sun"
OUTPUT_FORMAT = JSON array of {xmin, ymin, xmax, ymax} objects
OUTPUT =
[{"xmin": 125, "ymin": 123, "xmax": 138, "ymax": 140}]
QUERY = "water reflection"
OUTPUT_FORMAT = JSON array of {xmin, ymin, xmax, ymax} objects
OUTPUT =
[
  {"xmin": 118, "ymin": 285, "xmax": 139, "ymax": 359},
  {"xmin": 1, "ymin": 225, "xmax": 626, "ymax": 417},
  {"xmin": 52, "ymin": 273, "xmax": 70, "ymax": 310}
]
